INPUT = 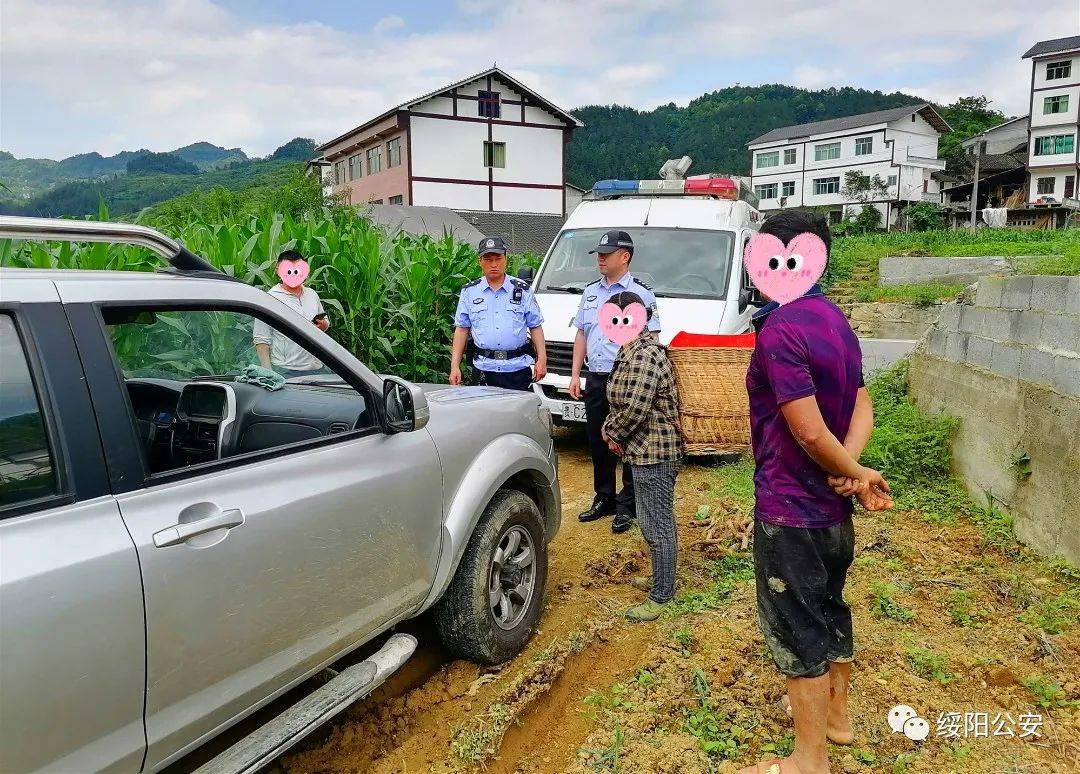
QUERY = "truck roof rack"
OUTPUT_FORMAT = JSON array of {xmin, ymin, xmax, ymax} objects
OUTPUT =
[{"xmin": 0, "ymin": 215, "xmax": 235, "ymax": 279}]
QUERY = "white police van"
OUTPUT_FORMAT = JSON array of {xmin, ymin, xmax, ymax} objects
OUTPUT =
[{"xmin": 523, "ymin": 175, "xmax": 764, "ymax": 424}]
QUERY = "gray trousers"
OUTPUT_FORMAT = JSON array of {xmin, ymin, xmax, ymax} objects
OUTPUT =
[{"xmin": 631, "ymin": 459, "xmax": 681, "ymax": 603}]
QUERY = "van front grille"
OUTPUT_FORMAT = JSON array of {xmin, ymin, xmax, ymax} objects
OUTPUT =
[{"xmin": 546, "ymin": 341, "xmax": 588, "ymax": 377}]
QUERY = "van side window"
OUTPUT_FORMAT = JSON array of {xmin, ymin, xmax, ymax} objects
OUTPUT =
[{"xmin": 0, "ymin": 315, "xmax": 58, "ymax": 508}]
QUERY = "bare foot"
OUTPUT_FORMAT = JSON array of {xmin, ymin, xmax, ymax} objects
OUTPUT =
[
  {"xmin": 780, "ymin": 695, "xmax": 853, "ymax": 745},
  {"xmin": 737, "ymin": 754, "xmax": 826, "ymax": 774}
]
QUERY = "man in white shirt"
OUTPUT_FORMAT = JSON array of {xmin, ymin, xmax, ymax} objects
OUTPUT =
[{"xmin": 253, "ymin": 250, "xmax": 330, "ymax": 377}]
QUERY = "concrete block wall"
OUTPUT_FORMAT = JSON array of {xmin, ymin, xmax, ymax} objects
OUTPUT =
[
  {"xmin": 922, "ymin": 275, "xmax": 1080, "ymax": 396},
  {"xmin": 846, "ymin": 302, "xmax": 942, "ymax": 339},
  {"xmin": 879, "ymin": 255, "xmax": 1020, "ymax": 286},
  {"xmin": 911, "ymin": 274, "xmax": 1080, "ymax": 564}
]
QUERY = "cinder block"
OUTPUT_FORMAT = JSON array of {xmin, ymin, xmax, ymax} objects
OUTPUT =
[
  {"xmin": 1001, "ymin": 276, "xmax": 1033, "ymax": 310},
  {"xmin": 966, "ymin": 335, "xmax": 995, "ymax": 369},
  {"xmin": 958, "ymin": 306, "xmax": 983, "ymax": 334},
  {"xmin": 1066, "ymin": 277, "xmax": 1080, "ymax": 315},
  {"xmin": 1020, "ymin": 347, "xmax": 1057, "ymax": 387},
  {"xmin": 990, "ymin": 341, "xmax": 1022, "ymax": 378},
  {"xmin": 1041, "ymin": 313, "xmax": 1080, "ymax": 355},
  {"xmin": 927, "ymin": 329, "xmax": 948, "ymax": 357},
  {"xmin": 976, "ymin": 276, "xmax": 1005, "ymax": 308},
  {"xmin": 945, "ymin": 331, "xmax": 970, "ymax": 363},
  {"xmin": 979, "ymin": 307, "xmax": 1017, "ymax": 341},
  {"xmin": 937, "ymin": 303, "xmax": 961, "ymax": 331},
  {"xmin": 1053, "ymin": 353, "xmax": 1080, "ymax": 397},
  {"xmin": 1015, "ymin": 310, "xmax": 1046, "ymax": 346},
  {"xmin": 1029, "ymin": 276, "xmax": 1071, "ymax": 312}
]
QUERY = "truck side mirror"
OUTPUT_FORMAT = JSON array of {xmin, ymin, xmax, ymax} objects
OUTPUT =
[
  {"xmin": 382, "ymin": 377, "xmax": 429, "ymax": 433},
  {"xmin": 517, "ymin": 265, "xmax": 535, "ymax": 285}
]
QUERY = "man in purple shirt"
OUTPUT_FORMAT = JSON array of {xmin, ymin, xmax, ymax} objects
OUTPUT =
[{"xmin": 739, "ymin": 212, "xmax": 892, "ymax": 774}]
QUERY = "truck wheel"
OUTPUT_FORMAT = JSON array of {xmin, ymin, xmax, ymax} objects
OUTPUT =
[{"xmin": 434, "ymin": 490, "xmax": 548, "ymax": 665}]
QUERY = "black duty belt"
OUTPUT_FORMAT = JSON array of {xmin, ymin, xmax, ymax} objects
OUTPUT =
[{"xmin": 475, "ymin": 344, "xmax": 531, "ymax": 361}]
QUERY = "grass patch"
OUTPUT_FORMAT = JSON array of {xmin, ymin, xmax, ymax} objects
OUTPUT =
[
  {"xmin": 450, "ymin": 702, "xmax": 512, "ymax": 762},
  {"xmin": 684, "ymin": 669, "xmax": 752, "ymax": 760},
  {"xmin": 667, "ymin": 553, "xmax": 755, "ymax": 616},
  {"xmin": 707, "ymin": 454, "xmax": 756, "ymax": 508},
  {"xmin": 580, "ymin": 727, "xmax": 626, "ymax": 772},
  {"xmin": 853, "ymin": 282, "xmax": 966, "ymax": 305},
  {"xmin": 869, "ymin": 581, "xmax": 916, "ymax": 623},
  {"xmin": 1018, "ymin": 589, "xmax": 1080, "ymax": 635},
  {"xmin": 1022, "ymin": 674, "xmax": 1077, "ymax": 709},
  {"xmin": 906, "ymin": 647, "xmax": 954, "ymax": 684},
  {"xmin": 948, "ymin": 590, "xmax": 988, "ymax": 628}
]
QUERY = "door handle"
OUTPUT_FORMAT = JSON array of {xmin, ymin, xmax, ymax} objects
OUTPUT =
[{"xmin": 153, "ymin": 508, "xmax": 245, "ymax": 548}]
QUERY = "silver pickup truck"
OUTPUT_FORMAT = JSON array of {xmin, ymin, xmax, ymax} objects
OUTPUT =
[{"xmin": 0, "ymin": 217, "xmax": 561, "ymax": 773}]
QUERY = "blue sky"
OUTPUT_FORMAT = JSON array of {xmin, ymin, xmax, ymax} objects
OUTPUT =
[{"xmin": 2, "ymin": 0, "xmax": 1078, "ymax": 159}]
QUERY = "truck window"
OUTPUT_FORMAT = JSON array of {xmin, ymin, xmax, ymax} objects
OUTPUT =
[
  {"xmin": 535, "ymin": 227, "xmax": 735, "ymax": 299},
  {"xmin": 0, "ymin": 315, "xmax": 58, "ymax": 508}
]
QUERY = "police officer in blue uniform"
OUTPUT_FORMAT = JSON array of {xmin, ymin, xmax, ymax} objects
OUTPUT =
[
  {"xmin": 569, "ymin": 230, "xmax": 661, "ymax": 533},
  {"xmin": 450, "ymin": 236, "xmax": 547, "ymax": 390}
]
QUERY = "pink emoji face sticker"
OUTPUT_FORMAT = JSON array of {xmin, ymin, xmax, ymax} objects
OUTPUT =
[
  {"xmin": 599, "ymin": 301, "xmax": 648, "ymax": 345},
  {"xmin": 743, "ymin": 232, "xmax": 827, "ymax": 304},
  {"xmin": 276, "ymin": 258, "xmax": 310, "ymax": 288}
]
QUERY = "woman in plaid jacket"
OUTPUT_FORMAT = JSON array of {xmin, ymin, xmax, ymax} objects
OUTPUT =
[{"xmin": 600, "ymin": 291, "xmax": 684, "ymax": 622}]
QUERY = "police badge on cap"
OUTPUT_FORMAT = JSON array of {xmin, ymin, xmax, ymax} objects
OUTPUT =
[
  {"xmin": 589, "ymin": 230, "xmax": 634, "ymax": 255},
  {"xmin": 478, "ymin": 236, "xmax": 508, "ymax": 256}
]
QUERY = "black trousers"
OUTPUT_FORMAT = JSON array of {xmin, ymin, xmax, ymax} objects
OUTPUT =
[
  {"xmin": 583, "ymin": 372, "xmax": 635, "ymax": 515},
  {"xmin": 477, "ymin": 367, "xmax": 533, "ymax": 391}
]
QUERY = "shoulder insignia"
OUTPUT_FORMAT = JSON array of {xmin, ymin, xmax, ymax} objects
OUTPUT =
[
  {"xmin": 585, "ymin": 279, "xmax": 601, "ymax": 288},
  {"xmin": 463, "ymin": 278, "xmax": 483, "ymax": 289},
  {"xmin": 633, "ymin": 278, "xmax": 654, "ymax": 291}
]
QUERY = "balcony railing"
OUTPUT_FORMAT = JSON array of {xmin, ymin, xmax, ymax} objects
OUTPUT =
[{"xmin": 905, "ymin": 151, "xmax": 946, "ymax": 170}]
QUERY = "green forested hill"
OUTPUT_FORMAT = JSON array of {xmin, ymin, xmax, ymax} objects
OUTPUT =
[{"xmin": 566, "ymin": 84, "xmax": 936, "ymax": 187}]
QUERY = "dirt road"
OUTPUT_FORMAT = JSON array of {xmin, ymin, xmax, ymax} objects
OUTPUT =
[{"xmin": 281, "ymin": 431, "xmax": 1079, "ymax": 773}]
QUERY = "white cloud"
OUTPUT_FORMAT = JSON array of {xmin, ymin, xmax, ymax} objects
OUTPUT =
[
  {"xmin": 373, "ymin": 15, "xmax": 405, "ymax": 34},
  {"xmin": 1, "ymin": 0, "xmax": 1077, "ymax": 158}
]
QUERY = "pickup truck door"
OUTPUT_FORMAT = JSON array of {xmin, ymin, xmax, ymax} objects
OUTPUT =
[
  {"xmin": 0, "ymin": 291, "xmax": 146, "ymax": 773},
  {"xmin": 62, "ymin": 296, "xmax": 443, "ymax": 770}
]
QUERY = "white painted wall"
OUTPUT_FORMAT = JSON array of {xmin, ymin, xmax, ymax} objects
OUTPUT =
[
  {"xmin": 1030, "ymin": 85, "xmax": 1079, "ymax": 128},
  {"xmin": 1031, "ymin": 54, "xmax": 1080, "ymax": 91},
  {"xmin": 493, "ymin": 186, "xmax": 562, "ymax": 214},
  {"xmin": 412, "ymin": 180, "xmax": 489, "ymax": 210},
  {"xmin": 417, "ymin": 95, "xmax": 455, "ymax": 116},
  {"xmin": 410, "ymin": 116, "xmax": 489, "ymax": 181},
  {"xmin": 1027, "ymin": 166, "xmax": 1077, "ymax": 200},
  {"xmin": 490, "ymin": 123, "xmax": 563, "ymax": 185}
]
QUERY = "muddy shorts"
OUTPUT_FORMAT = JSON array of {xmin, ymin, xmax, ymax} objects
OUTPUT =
[{"xmin": 753, "ymin": 517, "xmax": 855, "ymax": 678}]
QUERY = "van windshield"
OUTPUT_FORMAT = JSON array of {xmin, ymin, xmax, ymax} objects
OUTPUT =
[{"xmin": 534, "ymin": 227, "xmax": 735, "ymax": 299}]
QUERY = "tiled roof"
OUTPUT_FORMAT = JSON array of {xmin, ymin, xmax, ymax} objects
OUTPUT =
[
  {"xmin": 1022, "ymin": 36, "xmax": 1080, "ymax": 59},
  {"xmin": 747, "ymin": 104, "xmax": 951, "ymax": 146},
  {"xmin": 455, "ymin": 210, "xmax": 566, "ymax": 256},
  {"xmin": 938, "ymin": 150, "xmax": 1027, "ymax": 191}
]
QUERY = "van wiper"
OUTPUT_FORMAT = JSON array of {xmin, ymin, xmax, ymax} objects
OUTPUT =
[{"xmin": 543, "ymin": 285, "xmax": 584, "ymax": 294}]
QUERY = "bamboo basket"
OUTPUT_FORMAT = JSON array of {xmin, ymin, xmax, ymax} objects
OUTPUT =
[{"xmin": 668, "ymin": 346, "xmax": 752, "ymax": 456}]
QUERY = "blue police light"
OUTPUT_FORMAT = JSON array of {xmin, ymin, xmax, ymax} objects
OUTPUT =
[{"xmin": 592, "ymin": 179, "xmax": 639, "ymax": 195}]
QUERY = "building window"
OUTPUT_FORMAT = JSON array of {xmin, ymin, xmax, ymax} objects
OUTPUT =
[
  {"xmin": 754, "ymin": 183, "xmax": 778, "ymax": 200},
  {"xmin": 1046, "ymin": 60, "xmax": 1072, "ymax": 80},
  {"xmin": 1044, "ymin": 94, "xmax": 1070, "ymax": 114},
  {"xmin": 756, "ymin": 151, "xmax": 779, "ymax": 168},
  {"xmin": 781, "ymin": 180, "xmax": 796, "ymax": 197},
  {"xmin": 334, "ymin": 160, "xmax": 346, "ymax": 185},
  {"xmin": 854, "ymin": 136, "xmax": 873, "ymax": 156},
  {"xmin": 1037, "ymin": 177, "xmax": 1055, "ymax": 194},
  {"xmin": 348, "ymin": 153, "xmax": 362, "ymax": 181},
  {"xmin": 1066, "ymin": 176, "xmax": 1076, "ymax": 198},
  {"xmin": 814, "ymin": 142, "xmax": 841, "ymax": 161},
  {"xmin": 888, "ymin": 174, "xmax": 897, "ymax": 186},
  {"xmin": 478, "ymin": 90, "xmax": 501, "ymax": 118},
  {"xmin": 813, "ymin": 176, "xmax": 840, "ymax": 195},
  {"xmin": 483, "ymin": 141, "xmax": 506, "ymax": 168},
  {"xmin": 389, "ymin": 195, "xmax": 404, "ymax": 205},
  {"xmin": 1033, "ymin": 134, "xmax": 1075, "ymax": 155},
  {"xmin": 386, "ymin": 137, "xmax": 402, "ymax": 168},
  {"xmin": 783, "ymin": 148, "xmax": 796, "ymax": 165},
  {"xmin": 367, "ymin": 146, "xmax": 382, "ymax": 174}
]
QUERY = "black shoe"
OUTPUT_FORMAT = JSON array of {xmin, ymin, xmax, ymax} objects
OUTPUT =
[
  {"xmin": 578, "ymin": 501, "xmax": 615, "ymax": 522},
  {"xmin": 611, "ymin": 513, "xmax": 636, "ymax": 534}
]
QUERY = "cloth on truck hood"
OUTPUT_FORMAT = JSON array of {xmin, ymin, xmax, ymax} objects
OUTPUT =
[{"xmin": 235, "ymin": 364, "xmax": 286, "ymax": 391}]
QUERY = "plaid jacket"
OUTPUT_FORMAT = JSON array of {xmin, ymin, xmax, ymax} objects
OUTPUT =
[{"xmin": 603, "ymin": 331, "xmax": 684, "ymax": 465}]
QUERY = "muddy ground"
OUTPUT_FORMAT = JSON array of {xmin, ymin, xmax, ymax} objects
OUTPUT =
[{"xmin": 280, "ymin": 430, "xmax": 1079, "ymax": 773}]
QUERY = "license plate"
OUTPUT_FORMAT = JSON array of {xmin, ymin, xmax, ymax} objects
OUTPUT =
[{"xmin": 560, "ymin": 401, "xmax": 587, "ymax": 422}]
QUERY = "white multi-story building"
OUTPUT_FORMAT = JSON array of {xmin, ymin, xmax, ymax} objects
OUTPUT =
[
  {"xmin": 747, "ymin": 104, "xmax": 950, "ymax": 225},
  {"xmin": 316, "ymin": 68, "xmax": 582, "ymax": 216},
  {"xmin": 1023, "ymin": 36, "xmax": 1080, "ymax": 203}
]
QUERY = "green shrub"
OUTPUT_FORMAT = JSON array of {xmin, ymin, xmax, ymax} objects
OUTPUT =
[{"xmin": 903, "ymin": 202, "xmax": 943, "ymax": 231}]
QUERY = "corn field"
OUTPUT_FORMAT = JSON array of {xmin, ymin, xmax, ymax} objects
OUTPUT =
[{"xmin": 0, "ymin": 205, "xmax": 538, "ymax": 382}]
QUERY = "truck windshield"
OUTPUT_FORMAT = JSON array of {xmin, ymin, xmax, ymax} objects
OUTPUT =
[{"xmin": 535, "ymin": 227, "xmax": 735, "ymax": 299}]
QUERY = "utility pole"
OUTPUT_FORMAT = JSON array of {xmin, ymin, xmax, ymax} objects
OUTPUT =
[{"xmin": 969, "ymin": 145, "xmax": 981, "ymax": 228}]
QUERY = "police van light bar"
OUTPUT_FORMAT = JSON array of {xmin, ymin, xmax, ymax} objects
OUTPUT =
[{"xmin": 590, "ymin": 175, "xmax": 757, "ymax": 207}]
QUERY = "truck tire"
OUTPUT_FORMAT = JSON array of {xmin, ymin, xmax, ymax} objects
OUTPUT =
[{"xmin": 433, "ymin": 490, "xmax": 548, "ymax": 665}]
